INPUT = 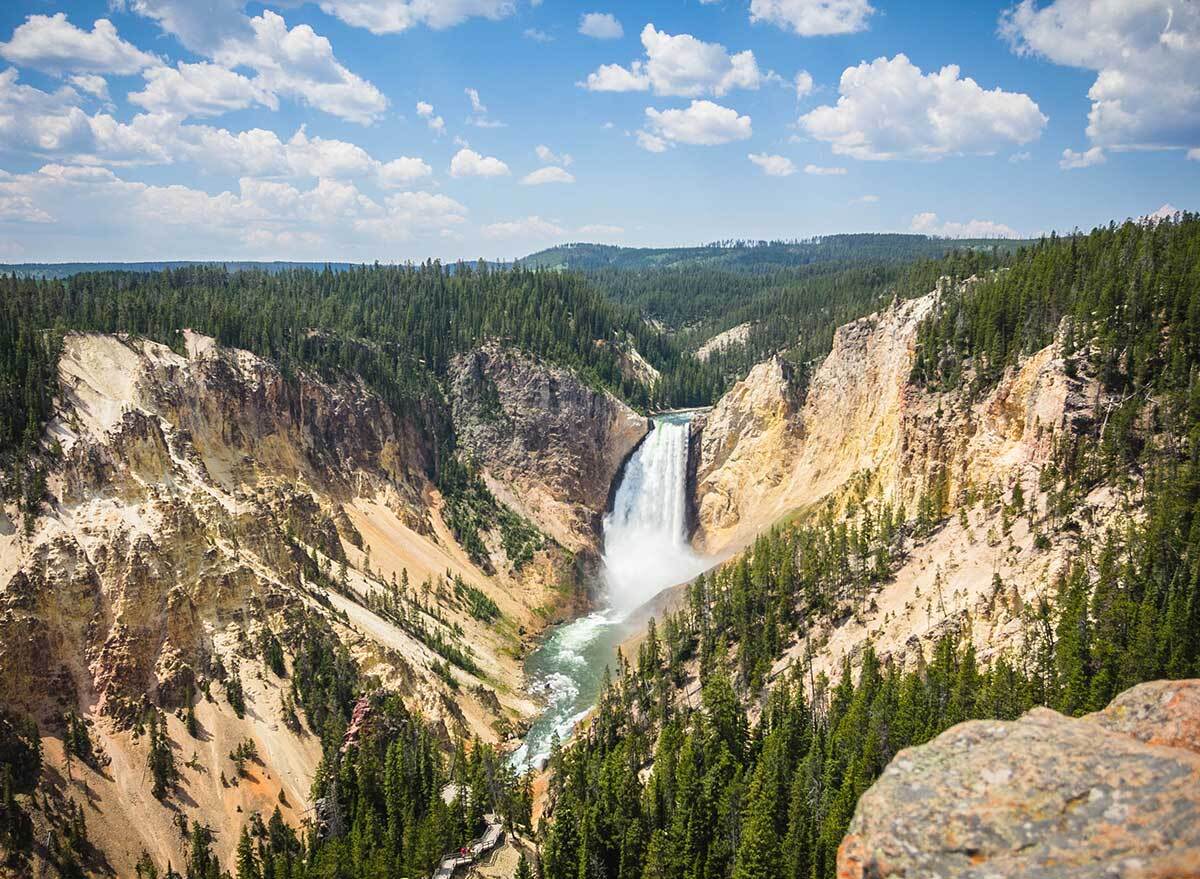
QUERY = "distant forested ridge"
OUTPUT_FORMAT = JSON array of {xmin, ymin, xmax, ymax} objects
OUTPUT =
[
  {"xmin": 520, "ymin": 234, "xmax": 1029, "ymax": 274},
  {"xmin": 569, "ymin": 239, "xmax": 1015, "ymax": 400}
]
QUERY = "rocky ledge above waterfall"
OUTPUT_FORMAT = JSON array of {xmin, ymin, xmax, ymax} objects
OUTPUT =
[{"xmin": 449, "ymin": 344, "xmax": 650, "ymax": 552}]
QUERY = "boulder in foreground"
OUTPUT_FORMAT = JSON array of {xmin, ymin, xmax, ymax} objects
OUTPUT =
[{"xmin": 838, "ymin": 680, "xmax": 1200, "ymax": 879}]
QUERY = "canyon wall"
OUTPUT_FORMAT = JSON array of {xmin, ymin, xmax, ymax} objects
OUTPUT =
[
  {"xmin": 449, "ymin": 344, "xmax": 649, "ymax": 551},
  {"xmin": 0, "ymin": 331, "xmax": 644, "ymax": 875},
  {"xmin": 689, "ymin": 286, "xmax": 1121, "ymax": 679}
]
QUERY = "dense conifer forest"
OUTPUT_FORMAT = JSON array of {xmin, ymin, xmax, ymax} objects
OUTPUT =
[
  {"xmin": 520, "ymin": 234, "xmax": 1026, "ymax": 273},
  {"xmin": 0, "ymin": 261, "xmax": 699, "ymax": 516},
  {"xmin": 549, "ymin": 240, "xmax": 1015, "ymax": 398}
]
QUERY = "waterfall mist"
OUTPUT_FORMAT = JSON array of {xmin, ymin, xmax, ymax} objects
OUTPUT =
[
  {"xmin": 512, "ymin": 413, "xmax": 708, "ymax": 769},
  {"xmin": 602, "ymin": 413, "xmax": 707, "ymax": 616}
]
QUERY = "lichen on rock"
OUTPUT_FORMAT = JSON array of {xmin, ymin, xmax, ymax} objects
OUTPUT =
[{"xmin": 838, "ymin": 679, "xmax": 1200, "ymax": 879}]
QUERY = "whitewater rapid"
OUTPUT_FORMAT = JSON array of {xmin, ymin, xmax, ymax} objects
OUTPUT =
[{"xmin": 512, "ymin": 413, "xmax": 708, "ymax": 770}]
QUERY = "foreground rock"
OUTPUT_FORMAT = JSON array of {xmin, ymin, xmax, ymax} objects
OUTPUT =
[{"xmin": 838, "ymin": 680, "xmax": 1200, "ymax": 879}]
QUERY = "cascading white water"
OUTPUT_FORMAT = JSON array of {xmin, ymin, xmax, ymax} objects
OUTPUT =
[
  {"xmin": 602, "ymin": 414, "xmax": 707, "ymax": 615},
  {"xmin": 511, "ymin": 413, "xmax": 709, "ymax": 770}
]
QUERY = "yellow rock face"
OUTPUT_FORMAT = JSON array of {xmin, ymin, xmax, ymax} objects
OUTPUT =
[{"xmin": 692, "ymin": 287, "xmax": 1094, "ymax": 558}]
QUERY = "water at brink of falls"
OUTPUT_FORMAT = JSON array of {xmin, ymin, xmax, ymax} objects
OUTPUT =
[{"xmin": 511, "ymin": 413, "xmax": 709, "ymax": 770}]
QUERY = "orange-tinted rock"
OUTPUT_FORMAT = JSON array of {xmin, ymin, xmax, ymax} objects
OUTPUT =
[{"xmin": 839, "ymin": 682, "xmax": 1200, "ymax": 879}]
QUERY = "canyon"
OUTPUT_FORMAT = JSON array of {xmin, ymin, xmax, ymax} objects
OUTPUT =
[
  {"xmin": 685, "ymin": 285, "xmax": 1124, "ymax": 680},
  {"xmin": 0, "ymin": 276, "xmax": 1180, "ymax": 878}
]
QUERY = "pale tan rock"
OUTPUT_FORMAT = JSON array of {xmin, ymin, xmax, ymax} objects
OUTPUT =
[{"xmin": 0, "ymin": 332, "xmax": 611, "ymax": 875}]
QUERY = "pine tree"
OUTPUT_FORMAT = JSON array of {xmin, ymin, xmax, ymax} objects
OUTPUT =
[
  {"xmin": 146, "ymin": 710, "xmax": 177, "ymax": 801},
  {"xmin": 236, "ymin": 824, "xmax": 260, "ymax": 879},
  {"xmin": 514, "ymin": 852, "xmax": 532, "ymax": 879}
]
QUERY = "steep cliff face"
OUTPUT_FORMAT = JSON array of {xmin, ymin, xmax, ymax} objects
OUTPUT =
[
  {"xmin": 449, "ymin": 344, "xmax": 649, "ymax": 551},
  {"xmin": 689, "ymin": 286, "xmax": 1118, "ymax": 678},
  {"xmin": 690, "ymin": 356, "xmax": 805, "ymax": 543},
  {"xmin": 0, "ymin": 332, "xmax": 628, "ymax": 875},
  {"xmin": 694, "ymin": 288, "xmax": 1098, "ymax": 553},
  {"xmin": 839, "ymin": 679, "xmax": 1200, "ymax": 879},
  {"xmin": 692, "ymin": 293, "xmax": 936, "ymax": 552}
]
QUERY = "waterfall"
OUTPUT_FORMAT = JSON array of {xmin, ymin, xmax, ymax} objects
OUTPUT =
[
  {"xmin": 602, "ymin": 413, "xmax": 706, "ymax": 615},
  {"xmin": 512, "ymin": 413, "xmax": 707, "ymax": 769}
]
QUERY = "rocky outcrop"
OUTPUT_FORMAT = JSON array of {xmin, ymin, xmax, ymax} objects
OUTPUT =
[
  {"xmin": 838, "ymin": 680, "xmax": 1200, "ymax": 879},
  {"xmin": 449, "ymin": 344, "xmax": 649, "ymax": 550},
  {"xmin": 690, "ymin": 356, "xmax": 804, "ymax": 541},
  {"xmin": 1, "ymin": 332, "xmax": 437, "ymax": 720},
  {"xmin": 684, "ymin": 285, "xmax": 1121, "ymax": 684},
  {"xmin": 695, "ymin": 321, "xmax": 753, "ymax": 362}
]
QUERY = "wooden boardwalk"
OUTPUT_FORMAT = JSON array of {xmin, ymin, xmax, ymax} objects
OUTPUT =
[{"xmin": 430, "ymin": 816, "xmax": 504, "ymax": 879}]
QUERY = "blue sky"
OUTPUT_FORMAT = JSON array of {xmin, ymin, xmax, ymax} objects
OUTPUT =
[{"xmin": 0, "ymin": 0, "xmax": 1196, "ymax": 262}]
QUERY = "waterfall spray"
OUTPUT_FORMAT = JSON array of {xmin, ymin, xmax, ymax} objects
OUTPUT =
[
  {"xmin": 602, "ymin": 414, "xmax": 706, "ymax": 615},
  {"xmin": 512, "ymin": 413, "xmax": 709, "ymax": 769}
]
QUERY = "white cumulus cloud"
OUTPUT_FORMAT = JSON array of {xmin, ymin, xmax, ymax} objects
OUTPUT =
[
  {"xmin": 416, "ymin": 101, "xmax": 446, "ymax": 135},
  {"xmin": 68, "ymin": 74, "xmax": 110, "ymax": 101},
  {"xmin": 0, "ymin": 72, "xmax": 430, "ymax": 188},
  {"xmin": 805, "ymin": 164, "xmax": 847, "ymax": 175},
  {"xmin": 794, "ymin": 70, "xmax": 814, "ymax": 98},
  {"xmin": 212, "ymin": 11, "xmax": 387, "ymax": 124},
  {"xmin": 1001, "ymin": 0, "xmax": 1200, "ymax": 151},
  {"xmin": 520, "ymin": 166, "xmax": 576, "ymax": 185},
  {"xmin": 122, "ymin": 3, "xmax": 387, "ymax": 124},
  {"xmin": 644, "ymin": 100, "xmax": 752, "ymax": 146},
  {"xmin": 581, "ymin": 24, "xmax": 767, "ymax": 97},
  {"xmin": 800, "ymin": 54, "xmax": 1046, "ymax": 160},
  {"xmin": 635, "ymin": 130, "xmax": 670, "ymax": 153},
  {"xmin": 450, "ymin": 148, "xmax": 510, "ymax": 178},
  {"xmin": 0, "ymin": 13, "xmax": 157, "ymax": 74},
  {"xmin": 0, "ymin": 162, "xmax": 464, "ymax": 261},
  {"xmin": 750, "ymin": 0, "xmax": 875, "ymax": 36},
  {"xmin": 130, "ymin": 62, "xmax": 276, "ymax": 117},
  {"xmin": 535, "ymin": 145, "xmax": 573, "ymax": 166},
  {"xmin": 310, "ymin": 0, "xmax": 516, "ymax": 35},
  {"xmin": 378, "ymin": 156, "xmax": 434, "ymax": 186},
  {"xmin": 1059, "ymin": 146, "xmax": 1106, "ymax": 169},
  {"xmin": 911, "ymin": 211, "xmax": 1021, "ymax": 238},
  {"xmin": 748, "ymin": 153, "xmax": 797, "ymax": 176},
  {"xmin": 580, "ymin": 13, "xmax": 624, "ymax": 40}
]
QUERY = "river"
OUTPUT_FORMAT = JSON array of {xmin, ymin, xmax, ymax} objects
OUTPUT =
[{"xmin": 511, "ymin": 413, "xmax": 709, "ymax": 770}]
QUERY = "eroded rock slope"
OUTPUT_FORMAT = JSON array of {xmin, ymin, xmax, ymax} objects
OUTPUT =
[
  {"xmin": 0, "ymin": 331, "xmax": 643, "ymax": 874},
  {"xmin": 450, "ymin": 344, "xmax": 648, "ymax": 551},
  {"xmin": 687, "ymin": 286, "xmax": 1123, "ymax": 679}
]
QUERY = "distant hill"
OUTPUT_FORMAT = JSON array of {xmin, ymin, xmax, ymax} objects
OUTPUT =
[{"xmin": 520, "ymin": 234, "xmax": 1032, "ymax": 273}]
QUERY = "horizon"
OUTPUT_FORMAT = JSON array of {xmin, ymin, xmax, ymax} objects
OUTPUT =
[
  {"xmin": 1, "ymin": 217, "xmax": 1182, "ymax": 269},
  {"xmin": 1, "ymin": 1, "xmax": 1197, "ymax": 262}
]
